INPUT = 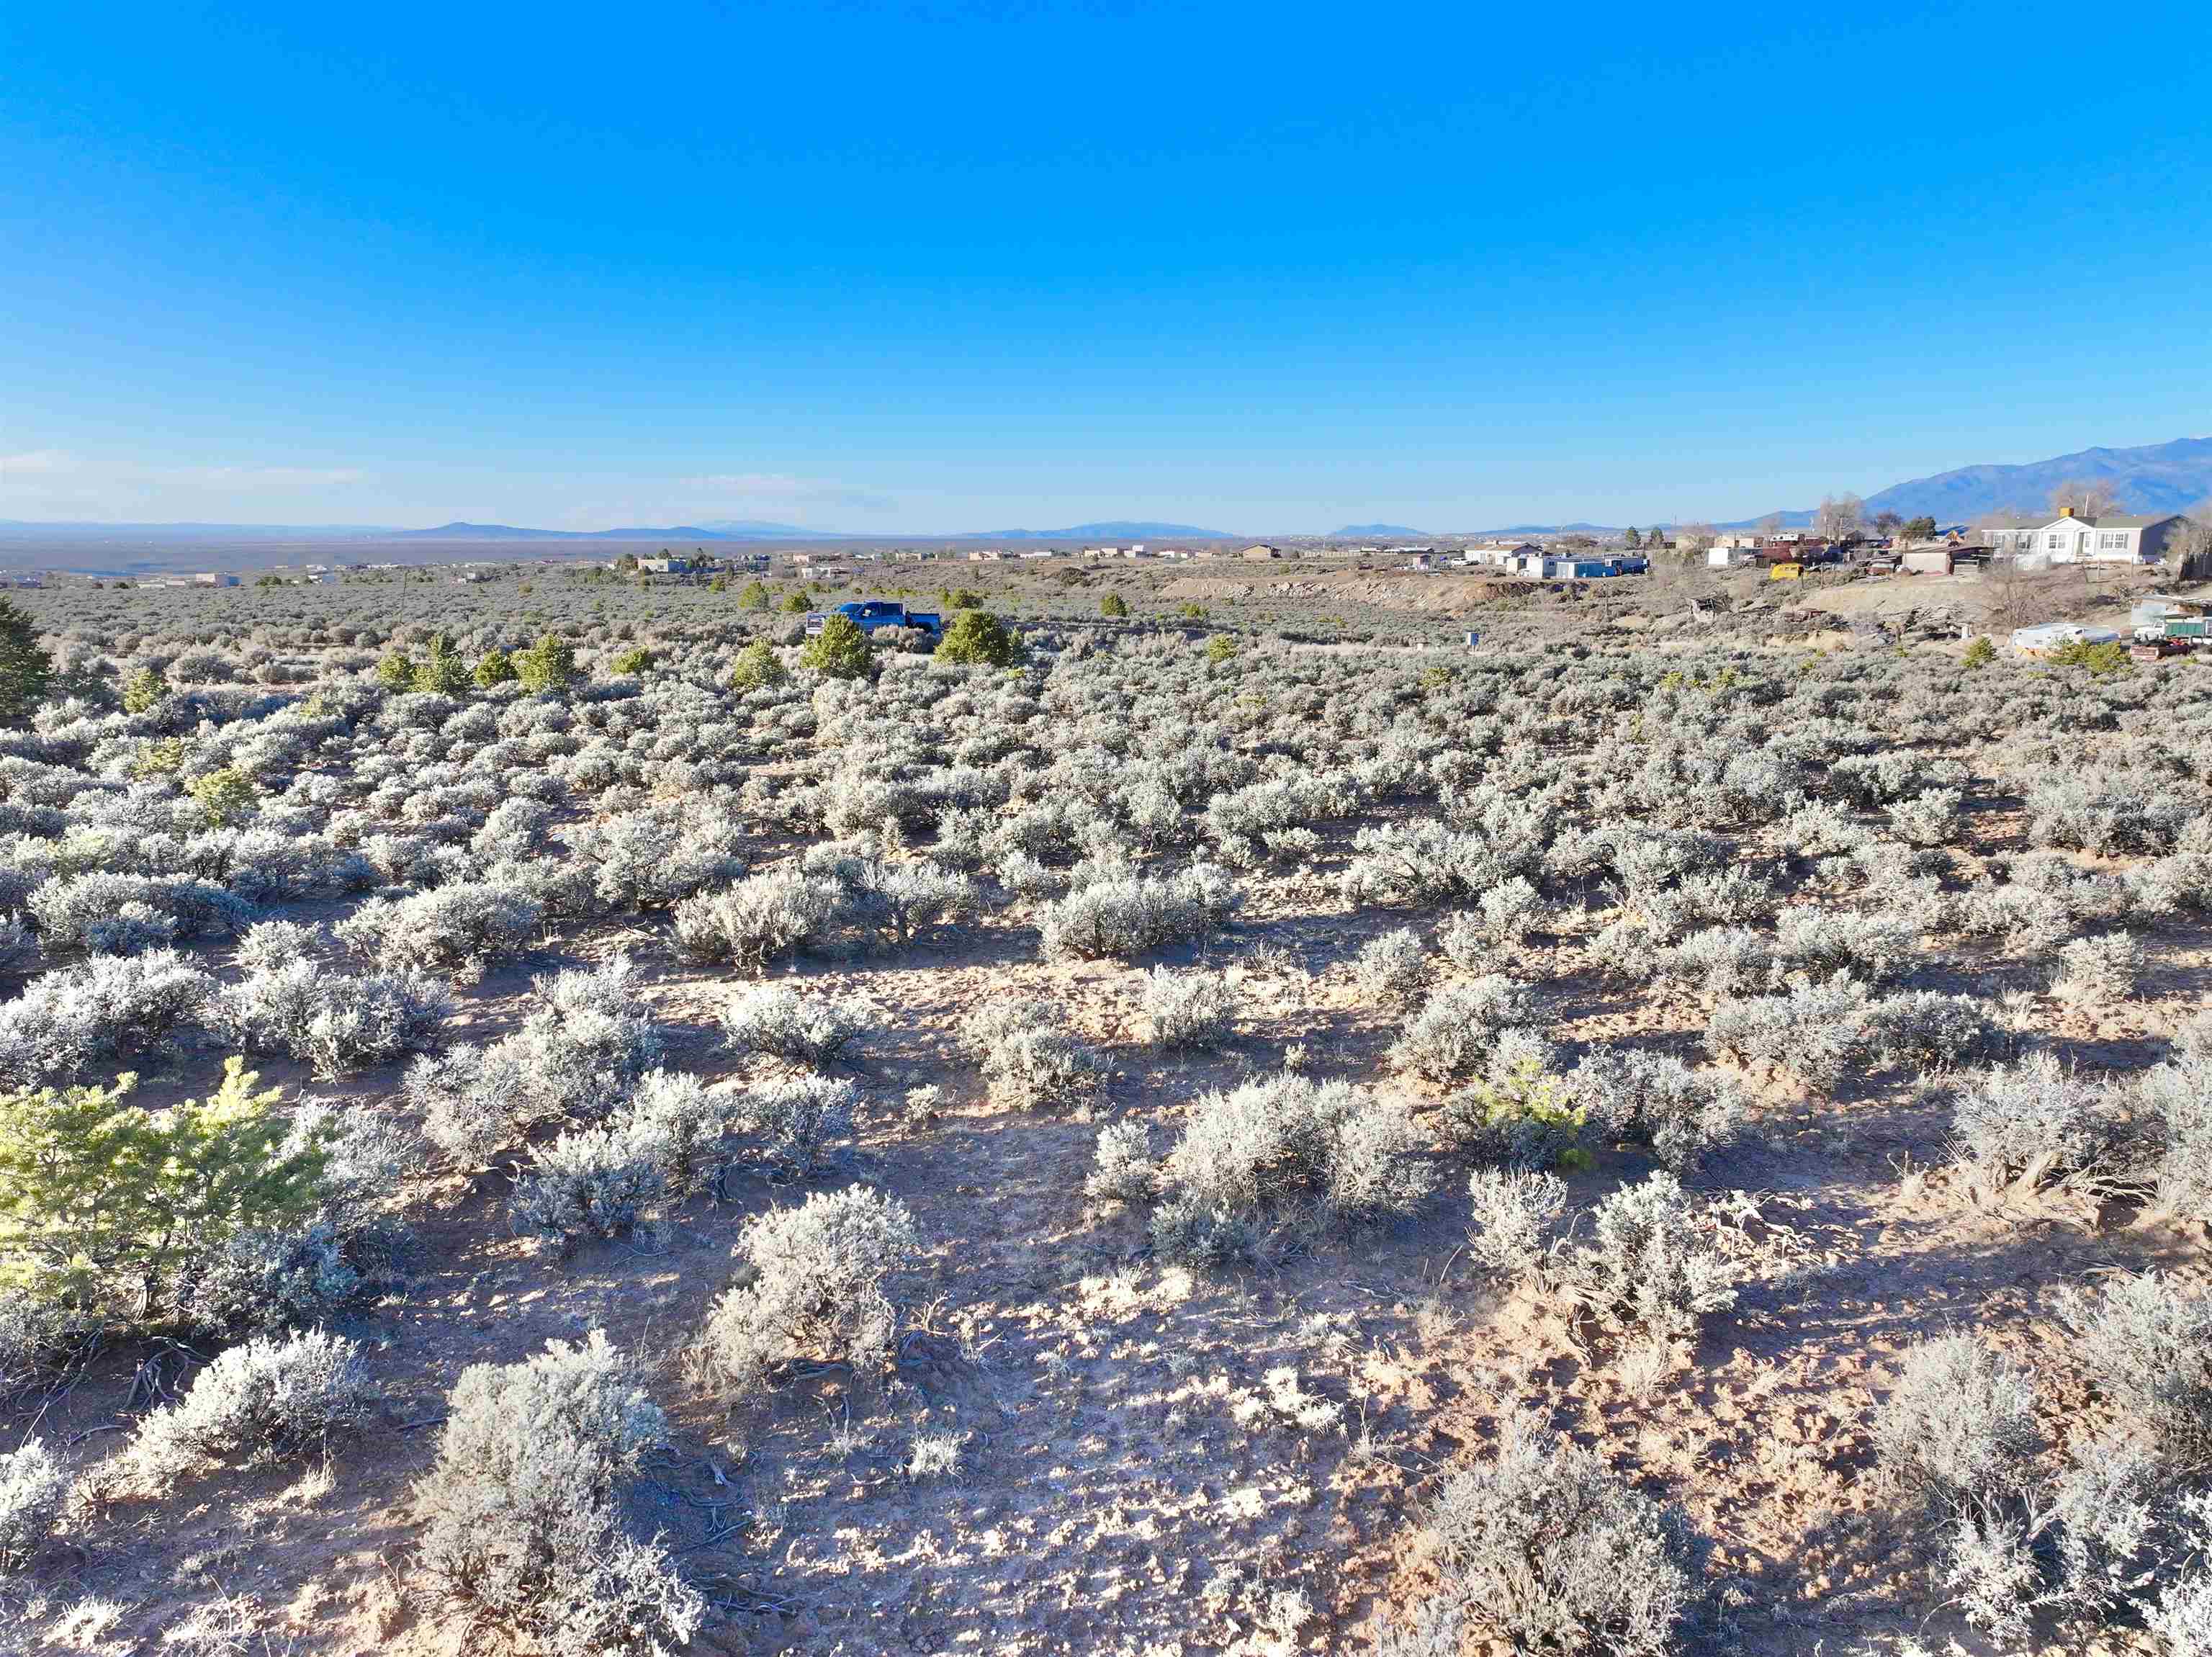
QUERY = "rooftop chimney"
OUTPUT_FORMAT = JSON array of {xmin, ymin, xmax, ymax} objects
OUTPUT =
[{"xmin": 2058, "ymin": 505, "xmax": 2076, "ymax": 518}]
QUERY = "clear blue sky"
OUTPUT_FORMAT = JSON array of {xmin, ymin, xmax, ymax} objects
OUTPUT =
[{"xmin": 4, "ymin": 1, "xmax": 2208, "ymax": 534}]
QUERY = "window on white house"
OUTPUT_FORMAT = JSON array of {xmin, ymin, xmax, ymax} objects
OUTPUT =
[{"xmin": 2048, "ymin": 533, "xmax": 2065, "ymax": 550}]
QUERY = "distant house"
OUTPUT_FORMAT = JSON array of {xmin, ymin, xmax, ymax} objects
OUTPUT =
[
  {"xmin": 1706, "ymin": 547, "xmax": 1759, "ymax": 569},
  {"xmin": 1460, "ymin": 540, "xmax": 1539, "ymax": 568},
  {"xmin": 1997, "ymin": 506, "xmax": 2193, "ymax": 567},
  {"xmin": 194, "ymin": 572, "xmax": 240, "ymax": 587},
  {"xmin": 1241, "ymin": 544, "xmax": 1282, "ymax": 561}
]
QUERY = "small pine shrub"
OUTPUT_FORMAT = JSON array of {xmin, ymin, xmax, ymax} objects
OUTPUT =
[
  {"xmin": 728, "ymin": 638, "xmax": 790, "ymax": 691},
  {"xmin": 1441, "ymin": 1051, "xmax": 1588, "ymax": 1170},
  {"xmin": 185, "ymin": 766, "xmax": 259, "ymax": 828},
  {"xmin": 513, "ymin": 633, "xmax": 580, "ymax": 693},
  {"xmin": 122, "ymin": 663, "xmax": 168, "ymax": 713},
  {"xmin": 799, "ymin": 614, "xmax": 874, "ymax": 680},
  {"xmin": 935, "ymin": 611, "xmax": 1025, "ymax": 668},
  {"xmin": 412, "ymin": 634, "xmax": 472, "ymax": 696},
  {"xmin": 0, "ymin": 1061, "xmax": 326, "ymax": 1333}
]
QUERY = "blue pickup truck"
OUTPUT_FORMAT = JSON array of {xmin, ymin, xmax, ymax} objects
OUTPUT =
[{"xmin": 804, "ymin": 599, "xmax": 945, "ymax": 642}]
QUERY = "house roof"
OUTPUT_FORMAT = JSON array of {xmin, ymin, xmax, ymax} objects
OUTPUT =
[{"xmin": 2038, "ymin": 513, "xmax": 2177, "ymax": 530}]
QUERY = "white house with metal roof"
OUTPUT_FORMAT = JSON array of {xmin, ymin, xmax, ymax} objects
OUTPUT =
[{"xmin": 1990, "ymin": 506, "xmax": 2190, "ymax": 565}]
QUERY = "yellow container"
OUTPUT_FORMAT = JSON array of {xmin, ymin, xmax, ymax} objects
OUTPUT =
[{"xmin": 1769, "ymin": 562, "xmax": 1803, "ymax": 580}]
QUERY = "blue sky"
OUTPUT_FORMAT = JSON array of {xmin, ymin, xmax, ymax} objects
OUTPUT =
[{"xmin": 3, "ymin": 0, "xmax": 2208, "ymax": 533}]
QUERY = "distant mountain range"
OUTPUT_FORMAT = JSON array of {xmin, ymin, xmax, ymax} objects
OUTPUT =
[
  {"xmin": 1332, "ymin": 523, "xmax": 1426, "ymax": 537},
  {"xmin": 388, "ymin": 517, "xmax": 1241, "ymax": 542},
  {"xmin": 392, "ymin": 521, "xmax": 749, "ymax": 542},
  {"xmin": 963, "ymin": 521, "xmax": 1238, "ymax": 541},
  {"xmin": 1851, "ymin": 436, "xmax": 2212, "ymax": 521},
  {"xmin": 1714, "ymin": 436, "xmax": 2212, "ymax": 528}
]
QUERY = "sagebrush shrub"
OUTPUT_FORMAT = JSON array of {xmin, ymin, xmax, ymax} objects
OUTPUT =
[
  {"xmin": 0, "ymin": 1439, "xmax": 68, "ymax": 1573},
  {"xmin": 510, "ymin": 1126, "xmax": 665, "ymax": 1252},
  {"xmin": 1086, "ymin": 1120, "xmax": 1159, "ymax": 1208},
  {"xmin": 1354, "ymin": 928, "xmax": 1430, "ymax": 1008},
  {"xmin": 336, "ymin": 881, "xmax": 541, "ymax": 976},
  {"xmin": 234, "ymin": 918, "xmax": 323, "ymax": 973},
  {"xmin": 207, "ymin": 959, "xmax": 450, "ymax": 1079},
  {"xmin": 1391, "ymin": 975, "xmax": 1534, "ymax": 1082},
  {"xmin": 696, "ymin": 1187, "xmax": 920, "ymax": 1397},
  {"xmin": 410, "ymin": 963, "xmax": 661, "ymax": 1164},
  {"xmin": 1553, "ymin": 1172, "xmax": 1737, "ymax": 1341},
  {"xmin": 123, "ymin": 1329, "xmax": 376, "ymax": 1491},
  {"xmin": 1871, "ymin": 1333, "xmax": 2044, "ymax": 1513},
  {"xmin": 1413, "ymin": 1414, "xmax": 1702, "ymax": 1657},
  {"xmin": 1705, "ymin": 974, "xmax": 1868, "ymax": 1091},
  {"xmin": 1139, "ymin": 965, "xmax": 1238, "ymax": 1048},
  {"xmin": 616, "ymin": 1069, "xmax": 739, "ymax": 1197},
  {"xmin": 1148, "ymin": 1072, "xmax": 1429, "ymax": 1264},
  {"xmin": 1859, "ymin": 989, "xmax": 1995, "ymax": 1073},
  {"xmin": 2053, "ymin": 931, "xmax": 2145, "ymax": 1003},
  {"xmin": 744, "ymin": 1074, "xmax": 858, "ymax": 1177},
  {"xmin": 2055, "ymin": 1273, "xmax": 2212, "ymax": 1465},
  {"xmin": 671, "ymin": 870, "xmax": 840, "ymax": 973},
  {"xmin": 1465, "ymin": 1167, "xmax": 1568, "ymax": 1276},
  {"xmin": 0, "ymin": 948, "xmax": 214, "ymax": 1083},
  {"xmin": 1950, "ymin": 1053, "xmax": 2128, "ymax": 1193},
  {"xmin": 960, "ymin": 1000, "xmax": 1110, "ymax": 1112},
  {"xmin": 413, "ymin": 1332, "xmax": 700, "ymax": 1656},
  {"xmin": 1568, "ymin": 1049, "xmax": 1742, "ymax": 1172},
  {"xmin": 1035, "ymin": 862, "xmax": 1237, "ymax": 961},
  {"xmin": 720, "ymin": 984, "xmax": 868, "ymax": 1065}
]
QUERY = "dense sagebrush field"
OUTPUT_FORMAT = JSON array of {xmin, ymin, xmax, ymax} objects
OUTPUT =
[{"xmin": 2, "ymin": 567, "xmax": 2210, "ymax": 1657}]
